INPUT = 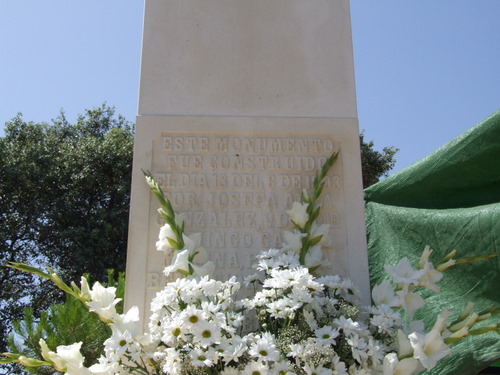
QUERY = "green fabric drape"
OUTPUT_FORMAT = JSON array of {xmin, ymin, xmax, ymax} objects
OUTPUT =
[{"xmin": 365, "ymin": 110, "xmax": 500, "ymax": 374}]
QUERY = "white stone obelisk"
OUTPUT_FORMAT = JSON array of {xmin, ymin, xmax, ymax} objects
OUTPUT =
[{"xmin": 125, "ymin": 0, "xmax": 369, "ymax": 325}]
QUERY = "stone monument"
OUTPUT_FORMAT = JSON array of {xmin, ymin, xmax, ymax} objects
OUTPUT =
[{"xmin": 125, "ymin": 0, "xmax": 369, "ymax": 325}]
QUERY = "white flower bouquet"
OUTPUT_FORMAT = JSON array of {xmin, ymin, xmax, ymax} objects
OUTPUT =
[{"xmin": 2, "ymin": 153, "xmax": 498, "ymax": 375}]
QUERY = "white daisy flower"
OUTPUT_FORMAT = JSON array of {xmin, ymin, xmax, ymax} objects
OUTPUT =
[
  {"xmin": 189, "ymin": 347, "xmax": 217, "ymax": 367},
  {"xmin": 249, "ymin": 333, "xmax": 280, "ymax": 362},
  {"xmin": 315, "ymin": 325, "xmax": 339, "ymax": 345},
  {"xmin": 192, "ymin": 321, "xmax": 222, "ymax": 347},
  {"xmin": 243, "ymin": 360, "xmax": 269, "ymax": 375}
]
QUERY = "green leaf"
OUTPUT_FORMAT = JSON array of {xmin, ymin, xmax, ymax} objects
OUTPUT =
[
  {"xmin": 0, "ymin": 357, "xmax": 18, "ymax": 365},
  {"xmin": 7, "ymin": 262, "xmax": 51, "ymax": 279},
  {"xmin": 308, "ymin": 235, "xmax": 323, "ymax": 248}
]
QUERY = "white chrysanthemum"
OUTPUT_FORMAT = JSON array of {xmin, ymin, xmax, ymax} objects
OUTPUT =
[
  {"xmin": 181, "ymin": 305, "xmax": 206, "ymax": 327},
  {"xmin": 243, "ymin": 360, "xmax": 269, "ymax": 375},
  {"xmin": 217, "ymin": 336, "xmax": 247, "ymax": 364},
  {"xmin": 304, "ymin": 364, "xmax": 333, "ymax": 375},
  {"xmin": 290, "ymin": 287, "xmax": 314, "ymax": 304},
  {"xmin": 334, "ymin": 316, "xmax": 364, "ymax": 337},
  {"xmin": 369, "ymin": 304, "xmax": 402, "ymax": 336},
  {"xmin": 160, "ymin": 319, "xmax": 184, "ymax": 345},
  {"xmin": 221, "ymin": 366, "xmax": 240, "ymax": 375},
  {"xmin": 189, "ymin": 347, "xmax": 217, "ymax": 367},
  {"xmin": 88, "ymin": 355, "xmax": 119, "ymax": 375},
  {"xmin": 103, "ymin": 329, "xmax": 134, "ymax": 359},
  {"xmin": 160, "ymin": 348, "xmax": 182, "ymax": 374},
  {"xmin": 331, "ymin": 354, "xmax": 348, "ymax": 375},
  {"xmin": 347, "ymin": 335, "xmax": 369, "ymax": 364},
  {"xmin": 271, "ymin": 360, "xmax": 295, "ymax": 375},
  {"xmin": 315, "ymin": 325, "xmax": 339, "ymax": 345},
  {"xmin": 249, "ymin": 333, "xmax": 280, "ymax": 362},
  {"xmin": 192, "ymin": 321, "xmax": 222, "ymax": 347},
  {"xmin": 303, "ymin": 308, "xmax": 319, "ymax": 330}
]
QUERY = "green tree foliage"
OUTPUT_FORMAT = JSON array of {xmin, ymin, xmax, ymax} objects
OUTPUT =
[
  {"xmin": 0, "ymin": 105, "xmax": 134, "ymax": 355},
  {"xmin": 359, "ymin": 132, "xmax": 398, "ymax": 188},
  {"xmin": 7, "ymin": 271, "xmax": 125, "ymax": 375},
  {"xmin": 0, "ymin": 105, "xmax": 396, "ymax": 373}
]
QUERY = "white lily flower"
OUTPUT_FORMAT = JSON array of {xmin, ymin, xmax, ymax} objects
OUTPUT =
[
  {"xmin": 409, "ymin": 328, "xmax": 451, "ymax": 371},
  {"xmin": 287, "ymin": 202, "xmax": 309, "ymax": 227}
]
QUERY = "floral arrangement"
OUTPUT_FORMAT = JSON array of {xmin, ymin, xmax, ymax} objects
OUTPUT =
[{"xmin": 2, "ymin": 152, "xmax": 499, "ymax": 375}]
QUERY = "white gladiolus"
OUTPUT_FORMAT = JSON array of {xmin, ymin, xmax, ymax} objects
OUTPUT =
[
  {"xmin": 417, "ymin": 261, "xmax": 443, "ymax": 292},
  {"xmin": 382, "ymin": 353, "xmax": 420, "ymax": 375},
  {"xmin": 432, "ymin": 308, "xmax": 451, "ymax": 334},
  {"xmin": 311, "ymin": 223, "xmax": 332, "ymax": 247},
  {"xmin": 287, "ymin": 202, "xmax": 309, "ymax": 227},
  {"xmin": 409, "ymin": 329, "xmax": 451, "ymax": 370},
  {"xmin": 10, "ymin": 170, "xmax": 488, "ymax": 375},
  {"xmin": 283, "ymin": 230, "xmax": 306, "ymax": 253},
  {"xmin": 164, "ymin": 249, "xmax": 190, "ymax": 276},
  {"xmin": 156, "ymin": 223, "xmax": 176, "ymax": 253},
  {"xmin": 304, "ymin": 245, "xmax": 323, "ymax": 269},
  {"xmin": 86, "ymin": 282, "xmax": 121, "ymax": 322},
  {"xmin": 372, "ymin": 280, "xmax": 399, "ymax": 307},
  {"xmin": 79, "ymin": 276, "xmax": 91, "ymax": 301},
  {"xmin": 385, "ymin": 258, "xmax": 425, "ymax": 288},
  {"xmin": 39, "ymin": 339, "xmax": 90, "ymax": 375},
  {"xmin": 396, "ymin": 290, "xmax": 425, "ymax": 319}
]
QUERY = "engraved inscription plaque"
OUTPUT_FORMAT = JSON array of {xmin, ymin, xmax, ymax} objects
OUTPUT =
[
  {"xmin": 151, "ymin": 131, "xmax": 345, "ymax": 287},
  {"xmin": 125, "ymin": 116, "xmax": 369, "ymax": 324}
]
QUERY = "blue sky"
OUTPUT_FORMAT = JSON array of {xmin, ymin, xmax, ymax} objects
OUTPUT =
[{"xmin": 1, "ymin": 1, "xmax": 499, "ymax": 174}]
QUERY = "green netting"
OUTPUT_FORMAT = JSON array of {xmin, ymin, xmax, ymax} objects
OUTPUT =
[{"xmin": 364, "ymin": 110, "xmax": 500, "ymax": 374}]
